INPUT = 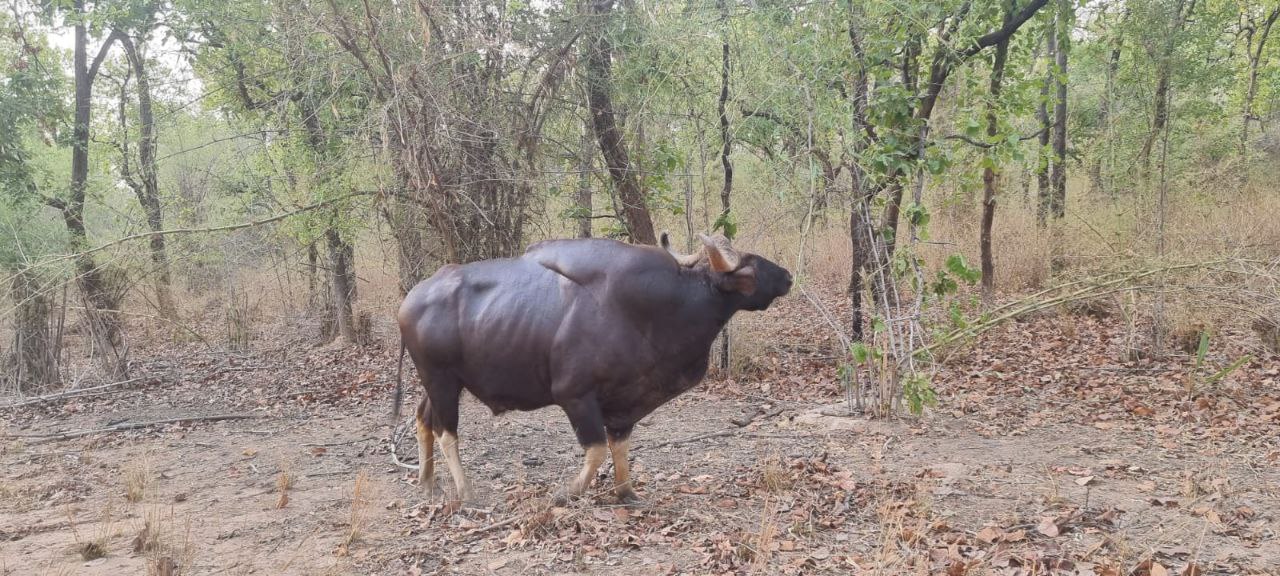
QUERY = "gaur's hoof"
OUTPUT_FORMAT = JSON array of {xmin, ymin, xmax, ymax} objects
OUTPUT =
[{"xmin": 616, "ymin": 490, "xmax": 643, "ymax": 507}]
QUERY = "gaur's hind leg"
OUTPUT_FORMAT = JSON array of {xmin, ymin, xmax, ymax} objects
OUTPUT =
[
  {"xmin": 428, "ymin": 376, "xmax": 471, "ymax": 504},
  {"xmin": 556, "ymin": 394, "xmax": 607, "ymax": 503},
  {"xmin": 414, "ymin": 396, "xmax": 436, "ymax": 498},
  {"xmin": 607, "ymin": 425, "xmax": 640, "ymax": 505}
]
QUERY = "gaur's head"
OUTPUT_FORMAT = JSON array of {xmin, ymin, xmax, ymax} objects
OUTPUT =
[{"xmin": 662, "ymin": 232, "xmax": 793, "ymax": 311}]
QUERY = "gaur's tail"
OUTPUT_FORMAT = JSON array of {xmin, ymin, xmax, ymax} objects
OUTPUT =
[{"xmin": 391, "ymin": 339, "xmax": 406, "ymax": 423}]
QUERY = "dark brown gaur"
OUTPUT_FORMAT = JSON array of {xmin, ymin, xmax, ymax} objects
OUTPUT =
[{"xmin": 392, "ymin": 233, "xmax": 792, "ymax": 504}]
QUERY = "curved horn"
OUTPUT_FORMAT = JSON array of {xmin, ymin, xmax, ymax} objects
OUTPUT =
[
  {"xmin": 661, "ymin": 231, "xmax": 702, "ymax": 267},
  {"xmin": 698, "ymin": 233, "xmax": 740, "ymax": 272}
]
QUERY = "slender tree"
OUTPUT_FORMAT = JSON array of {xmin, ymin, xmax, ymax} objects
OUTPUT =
[
  {"xmin": 1036, "ymin": 22, "xmax": 1055, "ymax": 226},
  {"xmin": 45, "ymin": 0, "xmax": 128, "ymax": 377},
  {"xmin": 980, "ymin": 2, "xmax": 1016, "ymax": 298},
  {"xmin": 1050, "ymin": 0, "xmax": 1070, "ymax": 220},
  {"xmin": 576, "ymin": 118, "xmax": 594, "ymax": 239},
  {"xmin": 1090, "ymin": 6, "xmax": 1127, "ymax": 196},
  {"xmin": 584, "ymin": 0, "xmax": 658, "ymax": 245},
  {"xmin": 119, "ymin": 30, "xmax": 177, "ymax": 320},
  {"xmin": 1240, "ymin": 3, "xmax": 1280, "ymax": 162},
  {"xmin": 1138, "ymin": 0, "xmax": 1196, "ymax": 181}
]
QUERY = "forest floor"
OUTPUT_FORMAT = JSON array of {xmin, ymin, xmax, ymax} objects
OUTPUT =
[{"xmin": 2, "ymin": 291, "xmax": 1279, "ymax": 576}]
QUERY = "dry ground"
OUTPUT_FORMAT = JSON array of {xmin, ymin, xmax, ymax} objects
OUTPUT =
[{"xmin": 2, "ymin": 293, "xmax": 1279, "ymax": 575}]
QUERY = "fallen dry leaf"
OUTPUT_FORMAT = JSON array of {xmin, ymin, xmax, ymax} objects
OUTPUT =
[{"xmin": 1037, "ymin": 517, "xmax": 1060, "ymax": 538}]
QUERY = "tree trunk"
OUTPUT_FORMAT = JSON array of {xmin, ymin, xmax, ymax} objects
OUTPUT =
[
  {"xmin": 10, "ymin": 270, "xmax": 58, "ymax": 392},
  {"xmin": 1138, "ymin": 71, "xmax": 1169, "ymax": 182},
  {"xmin": 848, "ymin": 12, "xmax": 872, "ymax": 341},
  {"xmin": 717, "ymin": 0, "xmax": 733, "ymax": 224},
  {"xmin": 716, "ymin": 0, "xmax": 733, "ymax": 370},
  {"xmin": 1138, "ymin": 0, "xmax": 1192, "ymax": 181},
  {"xmin": 576, "ymin": 119, "xmax": 593, "ymax": 238},
  {"xmin": 1090, "ymin": 10, "xmax": 1125, "ymax": 196},
  {"xmin": 325, "ymin": 225, "xmax": 358, "ymax": 345},
  {"xmin": 1241, "ymin": 7, "xmax": 1280, "ymax": 163},
  {"xmin": 1036, "ymin": 25, "xmax": 1055, "ymax": 226},
  {"xmin": 584, "ymin": 0, "xmax": 657, "ymax": 245},
  {"xmin": 307, "ymin": 241, "xmax": 319, "ymax": 309},
  {"xmin": 119, "ymin": 35, "xmax": 176, "ymax": 321},
  {"xmin": 980, "ymin": 27, "xmax": 1011, "ymax": 299},
  {"xmin": 297, "ymin": 98, "xmax": 358, "ymax": 344},
  {"xmin": 65, "ymin": 2, "xmax": 126, "ymax": 377},
  {"xmin": 1051, "ymin": 3, "xmax": 1069, "ymax": 221}
]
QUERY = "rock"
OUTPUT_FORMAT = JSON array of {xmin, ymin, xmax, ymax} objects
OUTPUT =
[{"xmin": 794, "ymin": 409, "xmax": 868, "ymax": 432}]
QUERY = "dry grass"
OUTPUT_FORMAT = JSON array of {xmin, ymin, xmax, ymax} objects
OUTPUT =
[
  {"xmin": 788, "ymin": 172, "xmax": 1280, "ymax": 297},
  {"xmin": 337, "ymin": 471, "xmax": 376, "ymax": 556},
  {"xmin": 225, "ymin": 285, "xmax": 255, "ymax": 351},
  {"xmin": 745, "ymin": 497, "xmax": 779, "ymax": 574},
  {"xmin": 275, "ymin": 464, "xmax": 293, "ymax": 509},
  {"xmin": 759, "ymin": 453, "xmax": 793, "ymax": 494},
  {"xmin": 132, "ymin": 505, "xmax": 195, "ymax": 576},
  {"xmin": 66, "ymin": 502, "xmax": 116, "ymax": 562},
  {"xmin": 123, "ymin": 455, "xmax": 153, "ymax": 503}
]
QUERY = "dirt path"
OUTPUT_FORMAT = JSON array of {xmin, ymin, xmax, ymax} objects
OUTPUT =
[{"xmin": 4, "ymin": 378, "xmax": 1277, "ymax": 575}]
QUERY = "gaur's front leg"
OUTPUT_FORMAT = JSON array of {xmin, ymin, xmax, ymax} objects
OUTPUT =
[
  {"xmin": 556, "ymin": 394, "xmax": 607, "ymax": 503},
  {"xmin": 607, "ymin": 425, "xmax": 640, "ymax": 505}
]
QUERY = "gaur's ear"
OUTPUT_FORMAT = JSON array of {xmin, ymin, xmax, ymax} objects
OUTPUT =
[{"xmin": 717, "ymin": 265, "xmax": 756, "ymax": 295}]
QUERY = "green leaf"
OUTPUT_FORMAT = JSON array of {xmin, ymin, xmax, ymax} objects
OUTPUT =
[
  {"xmin": 712, "ymin": 211, "xmax": 737, "ymax": 240},
  {"xmin": 945, "ymin": 254, "xmax": 981, "ymax": 284},
  {"xmin": 1205, "ymin": 355, "xmax": 1251, "ymax": 386},
  {"xmin": 904, "ymin": 203, "xmax": 930, "ymax": 228}
]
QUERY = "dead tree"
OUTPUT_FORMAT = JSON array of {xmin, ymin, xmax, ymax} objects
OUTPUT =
[{"xmin": 9, "ymin": 270, "xmax": 59, "ymax": 392}]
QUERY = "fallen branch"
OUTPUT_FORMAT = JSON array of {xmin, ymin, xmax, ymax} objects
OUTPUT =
[
  {"xmin": 640, "ymin": 429, "xmax": 797, "ymax": 452},
  {"xmin": 5, "ymin": 414, "xmax": 258, "ymax": 441},
  {"xmin": 389, "ymin": 416, "xmax": 420, "ymax": 471},
  {"xmin": 464, "ymin": 513, "xmax": 524, "ymax": 536},
  {"xmin": 730, "ymin": 405, "xmax": 786, "ymax": 427},
  {"xmin": 2, "ymin": 377, "xmax": 149, "ymax": 409},
  {"xmin": 302, "ymin": 436, "xmax": 377, "ymax": 447},
  {"xmin": 649, "ymin": 429, "xmax": 736, "ymax": 449}
]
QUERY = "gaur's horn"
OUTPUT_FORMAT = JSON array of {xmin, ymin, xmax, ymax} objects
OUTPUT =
[
  {"xmin": 661, "ymin": 231, "xmax": 701, "ymax": 267},
  {"xmin": 698, "ymin": 233, "xmax": 740, "ymax": 272}
]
